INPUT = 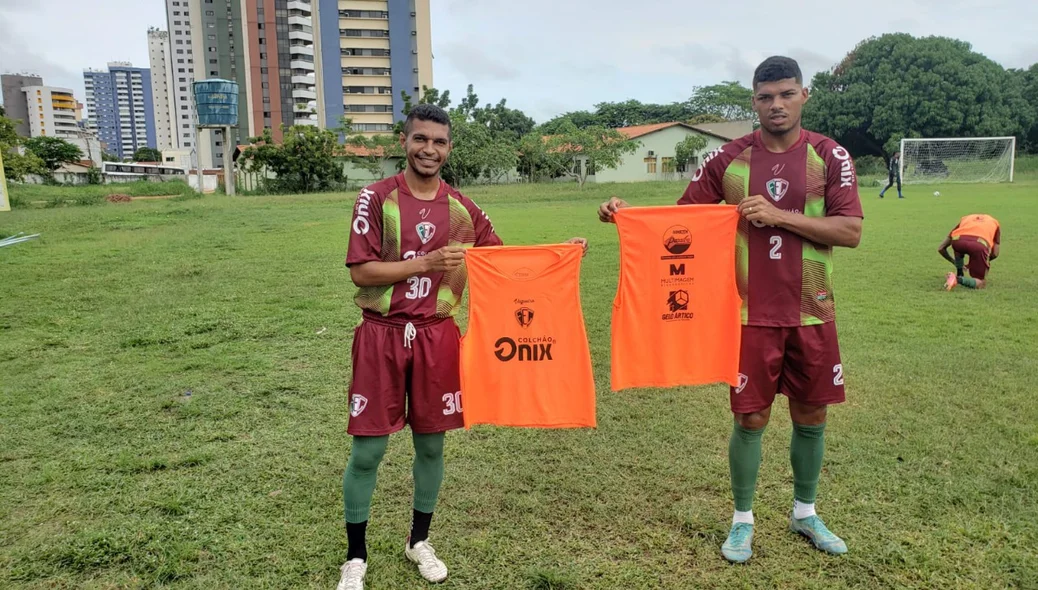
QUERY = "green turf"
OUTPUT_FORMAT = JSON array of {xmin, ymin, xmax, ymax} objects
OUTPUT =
[{"xmin": 1, "ymin": 179, "xmax": 1036, "ymax": 589}]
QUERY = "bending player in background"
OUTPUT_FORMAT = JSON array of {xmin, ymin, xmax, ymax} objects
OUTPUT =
[
  {"xmin": 938, "ymin": 213, "xmax": 1001, "ymax": 290},
  {"xmin": 879, "ymin": 151, "xmax": 902, "ymax": 198},
  {"xmin": 599, "ymin": 56, "xmax": 862, "ymax": 564},
  {"xmin": 337, "ymin": 104, "xmax": 587, "ymax": 590}
]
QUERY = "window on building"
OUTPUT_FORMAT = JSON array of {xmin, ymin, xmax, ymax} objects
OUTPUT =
[
  {"xmin": 644, "ymin": 157, "xmax": 657, "ymax": 174},
  {"xmin": 661, "ymin": 157, "xmax": 675, "ymax": 174}
]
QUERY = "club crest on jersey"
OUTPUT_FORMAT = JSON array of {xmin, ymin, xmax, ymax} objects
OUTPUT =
[
  {"xmin": 766, "ymin": 178, "xmax": 789, "ymax": 202},
  {"xmin": 515, "ymin": 307, "xmax": 535, "ymax": 328},
  {"xmin": 415, "ymin": 222, "xmax": 437, "ymax": 245},
  {"xmin": 350, "ymin": 394, "xmax": 368, "ymax": 417},
  {"xmin": 736, "ymin": 373, "xmax": 749, "ymax": 394}
]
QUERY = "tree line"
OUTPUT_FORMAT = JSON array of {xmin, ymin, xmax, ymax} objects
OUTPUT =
[
  {"xmin": 7, "ymin": 33, "xmax": 1037, "ymax": 192},
  {"xmin": 238, "ymin": 33, "xmax": 1038, "ymax": 193}
]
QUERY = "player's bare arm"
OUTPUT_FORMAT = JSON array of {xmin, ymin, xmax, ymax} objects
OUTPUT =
[
  {"xmin": 991, "ymin": 242, "xmax": 1000, "ymax": 260},
  {"xmin": 937, "ymin": 236, "xmax": 957, "ymax": 265},
  {"xmin": 350, "ymin": 246, "xmax": 466, "ymax": 287},
  {"xmin": 738, "ymin": 194, "xmax": 861, "ymax": 248},
  {"xmin": 597, "ymin": 196, "xmax": 631, "ymax": 223}
]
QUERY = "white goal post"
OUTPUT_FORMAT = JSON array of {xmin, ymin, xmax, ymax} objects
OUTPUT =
[{"xmin": 899, "ymin": 136, "xmax": 1016, "ymax": 184}]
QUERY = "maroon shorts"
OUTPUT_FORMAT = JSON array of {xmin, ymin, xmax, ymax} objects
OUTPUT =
[
  {"xmin": 952, "ymin": 236, "xmax": 990, "ymax": 280},
  {"xmin": 730, "ymin": 323, "xmax": 846, "ymax": 414},
  {"xmin": 347, "ymin": 313, "xmax": 463, "ymax": 436}
]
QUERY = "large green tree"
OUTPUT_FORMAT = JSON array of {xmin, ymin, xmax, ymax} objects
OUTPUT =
[
  {"xmin": 538, "ymin": 111, "xmax": 603, "ymax": 134},
  {"xmin": 23, "ymin": 136, "xmax": 83, "ymax": 173},
  {"xmin": 674, "ymin": 134, "xmax": 708, "ymax": 173},
  {"xmin": 684, "ymin": 82, "xmax": 755, "ymax": 123},
  {"xmin": 133, "ymin": 147, "xmax": 163, "ymax": 162},
  {"xmin": 1014, "ymin": 64, "xmax": 1038, "ymax": 152},
  {"xmin": 805, "ymin": 34, "xmax": 1034, "ymax": 156},
  {"xmin": 546, "ymin": 122, "xmax": 640, "ymax": 188},
  {"xmin": 240, "ymin": 125, "xmax": 345, "ymax": 193},
  {"xmin": 592, "ymin": 99, "xmax": 689, "ymax": 128},
  {"xmin": 1, "ymin": 112, "xmax": 47, "ymax": 181},
  {"xmin": 442, "ymin": 111, "xmax": 517, "ymax": 187}
]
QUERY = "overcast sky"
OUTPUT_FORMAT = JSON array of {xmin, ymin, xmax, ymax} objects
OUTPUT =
[{"xmin": 1, "ymin": 0, "xmax": 1036, "ymax": 123}]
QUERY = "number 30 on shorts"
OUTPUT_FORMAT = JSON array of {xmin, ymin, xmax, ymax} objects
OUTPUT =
[{"xmin": 442, "ymin": 391, "xmax": 463, "ymax": 415}]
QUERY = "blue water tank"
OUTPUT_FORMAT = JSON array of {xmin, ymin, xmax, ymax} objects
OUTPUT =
[{"xmin": 193, "ymin": 79, "xmax": 239, "ymax": 127}]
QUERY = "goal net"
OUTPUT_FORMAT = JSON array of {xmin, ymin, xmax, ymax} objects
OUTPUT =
[{"xmin": 899, "ymin": 137, "xmax": 1016, "ymax": 184}]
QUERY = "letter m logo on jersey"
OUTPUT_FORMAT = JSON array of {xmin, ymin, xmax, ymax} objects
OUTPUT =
[{"xmin": 766, "ymin": 178, "xmax": 789, "ymax": 202}]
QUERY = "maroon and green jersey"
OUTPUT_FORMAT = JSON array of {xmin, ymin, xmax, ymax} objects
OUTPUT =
[
  {"xmin": 346, "ymin": 173, "xmax": 503, "ymax": 321},
  {"xmin": 679, "ymin": 130, "xmax": 863, "ymax": 327}
]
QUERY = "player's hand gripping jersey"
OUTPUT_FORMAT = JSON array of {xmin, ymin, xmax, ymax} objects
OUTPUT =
[{"xmin": 460, "ymin": 244, "xmax": 596, "ymax": 428}]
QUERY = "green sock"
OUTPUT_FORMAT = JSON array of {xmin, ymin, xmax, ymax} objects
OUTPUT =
[
  {"xmin": 729, "ymin": 422, "xmax": 765, "ymax": 512},
  {"xmin": 958, "ymin": 276, "xmax": 978, "ymax": 288},
  {"xmin": 412, "ymin": 432, "xmax": 445, "ymax": 514},
  {"xmin": 791, "ymin": 423, "xmax": 826, "ymax": 504},
  {"xmin": 343, "ymin": 435, "xmax": 389, "ymax": 524},
  {"xmin": 955, "ymin": 257, "xmax": 965, "ymax": 276}
]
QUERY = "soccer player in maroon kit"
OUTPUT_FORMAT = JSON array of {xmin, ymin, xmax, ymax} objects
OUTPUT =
[
  {"xmin": 337, "ymin": 104, "xmax": 587, "ymax": 589},
  {"xmin": 599, "ymin": 56, "xmax": 863, "ymax": 562}
]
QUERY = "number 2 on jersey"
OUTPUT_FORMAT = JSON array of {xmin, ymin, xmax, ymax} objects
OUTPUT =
[
  {"xmin": 769, "ymin": 235, "xmax": 782, "ymax": 260},
  {"xmin": 406, "ymin": 277, "xmax": 432, "ymax": 300}
]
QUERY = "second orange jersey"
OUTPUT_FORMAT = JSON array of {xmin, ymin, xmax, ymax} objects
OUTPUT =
[
  {"xmin": 460, "ymin": 244, "xmax": 596, "ymax": 429},
  {"xmin": 611, "ymin": 205, "xmax": 742, "ymax": 391},
  {"xmin": 951, "ymin": 214, "xmax": 1000, "ymax": 247}
]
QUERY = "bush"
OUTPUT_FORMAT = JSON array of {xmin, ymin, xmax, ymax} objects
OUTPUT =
[{"xmin": 6, "ymin": 180, "xmax": 196, "ymax": 208}]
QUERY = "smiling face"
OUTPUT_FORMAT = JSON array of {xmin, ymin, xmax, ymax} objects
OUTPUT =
[
  {"xmin": 401, "ymin": 118, "xmax": 452, "ymax": 179},
  {"xmin": 752, "ymin": 78, "xmax": 809, "ymax": 137}
]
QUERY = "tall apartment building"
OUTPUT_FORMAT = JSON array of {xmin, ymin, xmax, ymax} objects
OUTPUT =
[
  {"xmin": 148, "ymin": 28, "xmax": 178, "ymax": 150},
  {"xmin": 84, "ymin": 63, "xmax": 157, "ymax": 160},
  {"xmin": 240, "ymin": 0, "xmax": 318, "ymax": 142},
  {"xmin": 314, "ymin": 0, "xmax": 432, "ymax": 134},
  {"xmin": 2, "ymin": 73, "xmax": 44, "ymax": 137},
  {"xmin": 189, "ymin": 0, "xmax": 250, "ymax": 169},
  {"xmin": 165, "ymin": 0, "xmax": 198, "ymax": 151},
  {"xmin": 20, "ymin": 86, "xmax": 80, "ymax": 139}
]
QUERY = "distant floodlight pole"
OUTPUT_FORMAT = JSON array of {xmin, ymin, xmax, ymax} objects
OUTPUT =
[{"xmin": 193, "ymin": 79, "xmax": 239, "ymax": 196}]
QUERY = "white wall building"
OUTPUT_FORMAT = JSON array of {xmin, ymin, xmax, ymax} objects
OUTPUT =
[
  {"xmin": 148, "ymin": 28, "xmax": 178, "ymax": 150},
  {"xmin": 20, "ymin": 85, "xmax": 80, "ymax": 139},
  {"xmin": 165, "ymin": 0, "xmax": 198, "ymax": 151}
]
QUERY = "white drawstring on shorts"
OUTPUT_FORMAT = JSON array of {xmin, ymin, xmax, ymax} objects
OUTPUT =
[{"xmin": 403, "ymin": 322, "xmax": 417, "ymax": 349}]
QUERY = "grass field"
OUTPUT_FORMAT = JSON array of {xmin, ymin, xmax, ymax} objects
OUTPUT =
[{"xmin": 2, "ymin": 179, "xmax": 1037, "ymax": 589}]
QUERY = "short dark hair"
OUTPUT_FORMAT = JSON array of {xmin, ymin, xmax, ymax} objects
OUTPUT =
[
  {"xmin": 753, "ymin": 56, "xmax": 803, "ymax": 88},
  {"xmin": 404, "ymin": 103, "xmax": 452, "ymax": 137}
]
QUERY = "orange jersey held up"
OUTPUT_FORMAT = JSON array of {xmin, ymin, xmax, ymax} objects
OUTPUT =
[
  {"xmin": 951, "ymin": 214, "xmax": 1001, "ymax": 248},
  {"xmin": 610, "ymin": 205, "xmax": 742, "ymax": 392},
  {"xmin": 460, "ymin": 244, "xmax": 596, "ymax": 429}
]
